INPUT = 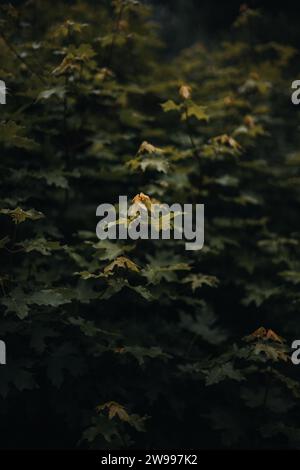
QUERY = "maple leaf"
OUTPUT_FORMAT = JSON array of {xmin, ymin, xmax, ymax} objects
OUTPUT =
[
  {"xmin": 0, "ymin": 207, "xmax": 44, "ymax": 224},
  {"xmin": 212, "ymin": 134, "xmax": 242, "ymax": 151},
  {"xmin": 183, "ymin": 274, "xmax": 219, "ymax": 291},
  {"xmin": 19, "ymin": 238, "xmax": 63, "ymax": 255},
  {"xmin": 244, "ymin": 327, "xmax": 284, "ymax": 344},
  {"xmin": 37, "ymin": 86, "xmax": 66, "ymax": 101},
  {"xmin": 50, "ymin": 20, "xmax": 89, "ymax": 38},
  {"xmin": 179, "ymin": 84, "xmax": 192, "ymax": 99},
  {"xmin": 254, "ymin": 343, "xmax": 289, "ymax": 362},
  {"xmin": 180, "ymin": 307, "xmax": 227, "ymax": 345},
  {"xmin": 92, "ymin": 240, "xmax": 133, "ymax": 261},
  {"xmin": 0, "ymin": 121, "xmax": 38, "ymax": 150},
  {"xmin": 279, "ymin": 271, "xmax": 300, "ymax": 285},
  {"xmin": 245, "ymin": 327, "xmax": 267, "ymax": 341},
  {"xmin": 142, "ymin": 253, "xmax": 190, "ymax": 285},
  {"xmin": 103, "ymin": 256, "xmax": 140, "ymax": 275},
  {"xmin": 139, "ymin": 158, "xmax": 169, "ymax": 173},
  {"xmin": 95, "ymin": 67, "xmax": 114, "ymax": 81},
  {"xmin": 127, "ymin": 156, "xmax": 169, "ymax": 174},
  {"xmin": 182, "ymin": 103, "xmax": 209, "ymax": 121},
  {"xmin": 242, "ymin": 285, "xmax": 280, "ymax": 307},
  {"xmin": 205, "ymin": 362, "xmax": 245, "ymax": 385},
  {"xmin": 244, "ymin": 115, "xmax": 255, "ymax": 128},
  {"xmin": 132, "ymin": 192, "xmax": 152, "ymax": 211},
  {"xmin": 266, "ymin": 329, "xmax": 284, "ymax": 343},
  {"xmin": 52, "ymin": 56, "xmax": 81, "ymax": 75},
  {"xmin": 223, "ymin": 95, "xmax": 235, "ymax": 106},
  {"xmin": 95, "ymin": 401, "xmax": 148, "ymax": 434},
  {"xmin": 160, "ymin": 100, "xmax": 181, "ymax": 112},
  {"xmin": 96, "ymin": 402, "xmax": 130, "ymax": 422},
  {"xmin": 138, "ymin": 141, "xmax": 163, "ymax": 154}
]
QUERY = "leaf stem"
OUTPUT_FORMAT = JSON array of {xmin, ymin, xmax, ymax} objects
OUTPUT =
[{"xmin": 184, "ymin": 104, "xmax": 201, "ymax": 166}]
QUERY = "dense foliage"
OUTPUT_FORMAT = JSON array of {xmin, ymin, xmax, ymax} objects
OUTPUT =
[{"xmin": 1, "ymin": 0, "xmax": 300, "ymax": 449}]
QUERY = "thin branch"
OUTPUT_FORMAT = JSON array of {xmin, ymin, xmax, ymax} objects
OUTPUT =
[
  {"xmin": 184, "ymin": 105, "xmax": 201, "ymax": 166},
  {"xmin": 102, "ymin": 0, "xmax": 125, "ymax": 74},
  {"xmin": 0, "ymin": 31, "xmax": 47, "ymax": 85}
]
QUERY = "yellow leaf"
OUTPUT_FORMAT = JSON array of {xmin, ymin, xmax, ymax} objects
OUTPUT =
[
  {"xmin": 244, "ymin": 326, "xmax": 267, "ymax": 341},
  {"xmin": 132, "ymin": 192, "xmax": 151, "ymax": 204},
  {"xmin": 244, "ymin": 115, "xmax": 255, "ymax": 128},
  {"xmin": 138, "ymin": 141, "xmax": 163, "ymax": 154},
  {"xmin": 244, "ymin": 327, "xmax": 284, "ymax": 344},
  {"xmin": 104, "ymin": 256, "xmax": 140, "ymax": 275},
  {"xmin": 213, "ymin": 134, "xmax": 242, "ymax": 151},
  {"xmin": 0, "ymin": 207, "xmax": 44, "ymax": 224},
  {"xmin": 252, "ymin": 326, "xmax": 267, "ymax": 338},
  {"xmin": 223, "ymin": 96, "xmax": 235, "ymax": 106},
  {"xmin": 179, "ymin": 84, "xmax": 192, "ymax": 100},
  {"xmin": 266, "ymin": 329, "xmax": 284, "ymax": 343},
  {"xmin": 96, "ymin": 401, "xmax": 130, "ymax": 422},
  {"xmin": 132, "ymin": 192, "xmax": 152, "ymax": 211}
]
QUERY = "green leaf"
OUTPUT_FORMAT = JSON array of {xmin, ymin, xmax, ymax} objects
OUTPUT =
[
  {"xmin": 161, "ymin": 100, "xmax": 181, "ymax": 112},
  {"xmin": 205, "ymin": 362, "xmax": 245, "ymax": 386},
  {"xmin": 182, "ymin": 103, "xmax": 209, "ymax": 121}
]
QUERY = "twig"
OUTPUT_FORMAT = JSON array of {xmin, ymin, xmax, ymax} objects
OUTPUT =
[
  {"xmin": 184, "ymin": 105, "xmax": 201, "ymax": 166},
  {"xmin": 103, "ymin": 0, "xmax": 125, "ymax": 73},
  {"xmin": 0, "ymin": 31, "xmax": 47, "ymax": 85}
]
